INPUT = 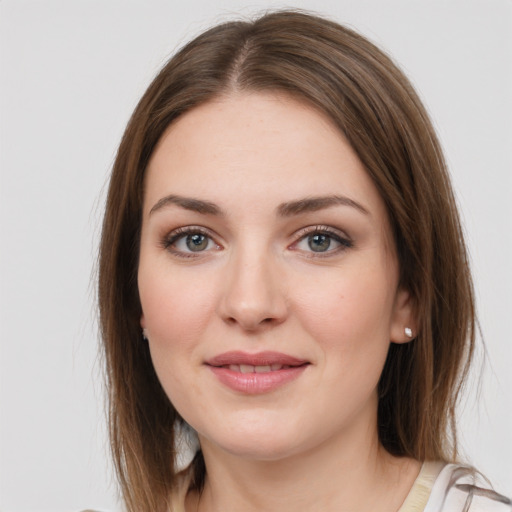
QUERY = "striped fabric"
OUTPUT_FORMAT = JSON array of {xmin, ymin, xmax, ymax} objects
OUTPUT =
[{"xmin": 80, "ymin": 460, "xmax": 512, "ymax": 511}]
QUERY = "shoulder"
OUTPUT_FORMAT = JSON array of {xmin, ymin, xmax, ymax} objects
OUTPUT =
[{"xmin": 425, "ymin": 463, "xmax": 512, "ymax": 512}]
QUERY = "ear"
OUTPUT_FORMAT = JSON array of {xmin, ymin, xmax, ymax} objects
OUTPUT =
[
  {"xmin": 140, "ymin": 314, "xmax": 150, "ymax": 341},
  {"xmin": 390, "ymin": 287, "xmax": 417, "ymax": 344}
]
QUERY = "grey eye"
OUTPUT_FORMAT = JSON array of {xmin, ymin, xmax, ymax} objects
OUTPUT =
[
  {"xmin": 165, "ymin": 228, "xmax": 219, "ymax": 256},
  {"xmin": 186, "ymin": 233, "xmax": 209, "ymax": 251},
  {"xmin": 308, "ymin": 234, "xmax": 331, "ymax": 252}
]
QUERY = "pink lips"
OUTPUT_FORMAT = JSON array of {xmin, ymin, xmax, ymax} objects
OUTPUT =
[{"xmin": 205, "ymin": 351, "xmax": 309, "ymax": 394}]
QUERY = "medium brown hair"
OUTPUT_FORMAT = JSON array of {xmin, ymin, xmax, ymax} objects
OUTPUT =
[{"xmin": 98, "ymin": 10, "xmax": 475, "ymax": 511}]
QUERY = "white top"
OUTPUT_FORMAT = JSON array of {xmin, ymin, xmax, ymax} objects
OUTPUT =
[
  {"xmin": 80, "ymin": 460, "xmax": 512, "ymax": 512},
  {"xmin": 399, "ymin": 461, "xmax": 512, "ymax": 512}
]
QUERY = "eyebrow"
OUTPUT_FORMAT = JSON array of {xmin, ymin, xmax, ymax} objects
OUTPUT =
[
  {"xmin": 149, "ymin": 193, "xmax": 369, "ymax": 217},
  {"xmin": 277, "ymin": 195, "xmax": 369, "ymax": 217},
  {"xmin": 149, "ymin": 195, "xmax": 223, "ymax": 216}
]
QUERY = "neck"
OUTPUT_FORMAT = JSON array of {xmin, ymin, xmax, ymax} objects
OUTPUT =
[{"xmin": 188, "ymin": 420, "xmax": 420, "ymax": 512}]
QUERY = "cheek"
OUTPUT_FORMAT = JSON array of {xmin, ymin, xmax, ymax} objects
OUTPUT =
[
  {"xmin": 139, "ymin": 265, "xmax": 217, "ymax": 346},
  {"xmin": 138, "ymin": 269, "xmax": 219, "ymax": 420},
  {"xmin": 290, "ymin": 264, "xmax": 395, "ymax": 424},
  {"xmin": 293, "ymin": 261, "xmax": 396, "ymax": 358},
  {"xmin": 138, "ymin": 265, "xmax": 219, "ymax": 406}
]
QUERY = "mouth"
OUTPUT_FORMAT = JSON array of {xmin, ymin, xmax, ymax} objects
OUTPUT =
[
  {"xmin": 219, "ymin": 363, "xmax": 299, "ymax": 373},
  {"xmin": 205, "ymin": 351, "xmax": 310, "ymax": 394}
]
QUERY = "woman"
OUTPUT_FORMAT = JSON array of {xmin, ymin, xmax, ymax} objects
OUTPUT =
[{"xmin": 98, "ymin": 10, "xmax": 511, "ymax": 512}]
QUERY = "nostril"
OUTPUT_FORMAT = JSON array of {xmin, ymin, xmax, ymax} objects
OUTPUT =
[
  {"xmin": 224, "ymin": 314, "xmax": 279, "ymax": 331},
  {"xmin": 217, "ymin": 277, "xmax": 288, "ymax": 331}
]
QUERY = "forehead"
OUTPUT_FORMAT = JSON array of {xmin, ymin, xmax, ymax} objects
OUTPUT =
[{"xmin": 144, "ymin": 92, "xmax": 386, "ymax": 221}]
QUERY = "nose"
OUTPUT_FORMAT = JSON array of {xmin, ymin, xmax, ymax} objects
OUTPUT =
[{"xmin": 217, "ymin": 248, "xmax": 288, "ymax": 332}]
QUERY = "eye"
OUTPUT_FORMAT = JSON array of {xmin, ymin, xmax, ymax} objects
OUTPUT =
[
  {"xmin": 179, "ymin": 233, "xmax": 211, "ymax": 252},
  {"xmin": 306, "ymin": 233, "xmax": 334, "ymax": 252},
  {"xmin": 292, "ymin": 226, "xmax": 352, "ymax": 255},
  {"xmin": 163, "ymin": 227, "xmax": 220, "ymax": 256}
]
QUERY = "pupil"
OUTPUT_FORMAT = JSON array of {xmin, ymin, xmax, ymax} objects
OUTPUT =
[
  {"xmin": 186, "ymin": 234, "xmax": 208, "ymax": 251},
  {"xmin": 308, "ymin": 234, "xmax": 330, "ymax": 252}
]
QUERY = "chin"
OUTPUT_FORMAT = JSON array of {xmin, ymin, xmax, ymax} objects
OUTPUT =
[
  {"xmin": 197, "ymin": 415, "xmax": 316, "ymax": 462},
  {"xmin": 208, "ymin": 436, "xmax": 303, "ymax": 462}
]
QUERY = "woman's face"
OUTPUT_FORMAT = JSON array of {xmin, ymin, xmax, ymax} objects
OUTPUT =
[{"xmin": 138, "ymin": 92, "xmax": 413, "ymax": 461}]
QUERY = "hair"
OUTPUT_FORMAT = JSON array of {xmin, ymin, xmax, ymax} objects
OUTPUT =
[{"xmin": 98, "ymin": 9, "xmax": 476, "ymax": 512}]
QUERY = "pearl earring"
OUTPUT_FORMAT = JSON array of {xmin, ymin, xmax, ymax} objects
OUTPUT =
[
  {"xmin": 404, "ymin": 327, "xmax": 413, "ymax": 338},
  {"xmin": 142, "ymin": 328, "xmax": 149, "ymax": 341}
]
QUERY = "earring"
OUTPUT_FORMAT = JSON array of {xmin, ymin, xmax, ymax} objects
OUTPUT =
[
  {"xmin": 142, "ymin": 328, "xmax": 148, "ymax": 341},
  {"xmin": 404, "ymin": 327, "xmax": 413, "ymax": 338}
]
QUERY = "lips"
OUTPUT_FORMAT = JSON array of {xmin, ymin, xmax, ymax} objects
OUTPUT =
[
  {"xmin": 206, "ymin": 350, "xmax": 308, "ymax": 367},
  {"xmin": 226, "ymin": 363, "xmax": 292, "ymax": 373},
  {"xmin": 205, "ymin": 351, "xmax": 309, "ymax": 394}
]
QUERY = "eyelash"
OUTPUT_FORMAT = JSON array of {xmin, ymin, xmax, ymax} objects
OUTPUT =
[
  {"xmin": 161, "ymin": 225, "xmax": 353, "ymax": 259},
  {"xmin": 290, "ymin": 225, "xmax": 353, "ymax": 257},
  {"xmin": 161, "ymin": 226, "xmax": 220, "ymax": 259}
]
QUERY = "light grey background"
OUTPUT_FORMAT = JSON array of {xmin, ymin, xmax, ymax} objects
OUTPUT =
[{"xmin": 0, "ymin": 1, "xmax": 511, "ymax": 510}]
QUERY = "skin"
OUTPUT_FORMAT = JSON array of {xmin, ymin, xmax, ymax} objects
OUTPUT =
[{"xmin": 138, "ymin": 92, "xmax": 419, "ymax": 511}]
